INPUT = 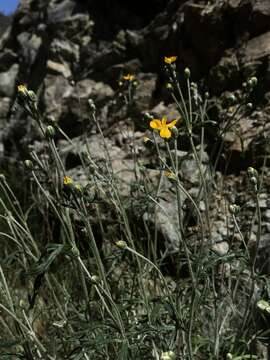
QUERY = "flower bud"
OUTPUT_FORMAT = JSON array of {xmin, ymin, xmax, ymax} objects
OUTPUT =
[
  {"xmin": 74, "ymin": 184, "xmax": 83, "ymax": 196},
  {"xmin": 166, "ymin": 83, "xmax": 173, "ymax": 91},
  {"xmin": 250, "ymin": 76, "xmax": 258, "ymax": 87},
  {"xmin": 115, "ymin": 240, "xmax": 127, "ymax": 249},
  {"xmin": 143, "ymin": 112, "xmax": 154, "ymax": 121},
  {"xmin": 246, "ymin": 102, "xmax": 253, "ymax": 110},
  {"xmin": 227, "ymin": 93, "xmax": 236, "ymax": 105},
  {"xmin": 27, "ymin": 90, "xmax": 37, "ymax": 103},
  {"xmin": 24, "ymin": 159, "xmax": 34, "ymax": 170},
  {"xmin": 88, "ymin": 99, "xmax": 96, "ymax": 114},
  {"xmin": 184, "ymin": 67, "xmax": 191, "ymax": 79},
  {"xmin": 71, "ymin": 245, "xmax": 80, "ymax": 257},
  {"xmin": 171, "ymin": 126, "xmax": 179, "ymax": 138},
  {"xmin": 91, "ymin": 275, "xmax": 99, "ymax": 284},
  {"xmin": 229, "ymin": 204, "xmax": 240, "ymax": 215},
  {"xmin": 226, "ymin": 354, "xmax": 233, "ymax": 360},
  {"xmin": 247, "ymin": 167, "xmax": 258, "ymax": 179},
  {"xmin": 45, "ymin": 125, "xmax": 56, "ymax": 139}
]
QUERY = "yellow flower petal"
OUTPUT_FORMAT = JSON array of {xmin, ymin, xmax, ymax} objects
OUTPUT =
[
  {"xmin": 167, "ymin": 119, "xmax": 178, "ymax": 128},
  {"xmin": 161, "ymin": 116, "xmax": 167, "ymax": 126},
  {"xmin": 164, "ymin": 56, "xmax": 177, "ymax": 64},
  {"xmin": 150, "ymin": 119, "xmax": 162, "ymax": 130},
  {"xmin": 63, "ymin": 176, "xmax": 73, "ymax": 185},
  {"xmin": 160, "ymin": 127, "xmax": 171, "ymax": 139},
  {"xmin": 123, "ymin": 74, "xmax": 135, "ymax": 81}
]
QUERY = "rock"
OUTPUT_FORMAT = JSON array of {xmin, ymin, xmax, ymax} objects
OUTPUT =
[
  {"xmin": 43, "ymin": 74, "xmax": 73, "ymax": 121},
  {"xmin": 251, "ymin": 0, "xmax": 270, "ymax": 35},
  {"xmin": 208, "ymin": 50, "xmax": 240, "ymax": 94},
  {"xmin": 0, "ymin": 64, "xmax": 19, "ymax": 97},
  {"xmin": 183, "ymin": 3, "xmax": 228, "ymax": 70},
  {"xmin": 57, "ymin": 79, "xmax": 114, "ymax": 137},
  {"xmin": 47, "ymin": 0, "xmax": 76, "ymax": 24},
  {"xmin": 49, "ymin": 38, "xmax": 79, "ymax": 63},
  {"xmin": 0, "ymin": 97, "xmax": 11, "ymax": 119},
  {"xmin": 239, "ymin": 31, "xmax": 270, "ymax": 78},
  {"xmin": 133, "ymin": 73, "xmax": 157, "ymax": 114},
  {"xmin": 143, "ymin": 193, "xmax": 184, "ymax": 254},
  {"xmin": 47, "ymin": 60, "xmax": 72, "ymax": 78},
  {"xmin": 0, "ymin": 13, "xmax": 11, "ymax": 37},
  {"xmin": 17, "ymin": 32, "xmax": 42, "ymax": 66},
  {"xmin": 0, "ymin": 50, "xmax": 17, "ymax": 72},
  {"xmin": 75, "ymin": 79, "xmax": 114, "ymax": 104},
  {"xmin": 211, "ymin": 241, "xmax": 229, "ymax": 256}
]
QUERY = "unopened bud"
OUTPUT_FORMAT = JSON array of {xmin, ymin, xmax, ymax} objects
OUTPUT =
[
  {"xmin": 247, "ymin": 167, "xmax": 258, "ymax": 179},
  {"xmin": 227, "ymin": 94, "xmax": 236, "ymax": 105},
  {"xmin": 115, "ymin": 240, "xmax": 127, "ymax": 249},
  {"xmin": 71, "ymin": 245, "xmax": 80, "ymax": 257},
  {"xmin": 171, "ymin": 126, "xmax": 179, "ymax": 137},
  {"xmin": 27, "ymin": 90, "xmax": 37, "ymax": 102},
  {"xmin": 184, "ymin": 67, "xmax": 191, "ymax": 79},
  {"xmin": 246, "ymin": 102, "xmax": 253, "ymax": 110},
  {"xmin": 250, "ymin": 76, "xmax": 258, "ymax": 87},
  {"xmin": 166, "ymin": 83, "xmax": 173, "ymax": 91},
  {"xmin": 143, "ymin": 112, "xmax": 154, "ymax": 121},
  {"xmin": 229, "ymin": 204, "xmax": 240, "ymax": 215},
  {"xmin": 24, "ymin": 159, "xmax": 34, "ymax": 170},
  {"xmin": 91, "ymin": 275, "xmax": 99, "ymax": 284},
  {"xmin": 88, "ymin": 99, "xmax": 96, "ymax": 114},
  {"xmin": 45, "ymin": 125, "xmax": 56, "ymax": 139}
]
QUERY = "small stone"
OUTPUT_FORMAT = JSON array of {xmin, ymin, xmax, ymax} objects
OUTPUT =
[
  {"xmin": 212, "ymin": 241, "xmax": 229, "ymax": 256},
  {"xmin": 47, "ymin": 60, "xmax": 72, "ymax": 78}
]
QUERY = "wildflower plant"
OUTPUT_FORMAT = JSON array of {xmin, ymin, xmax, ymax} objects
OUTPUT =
[{"xmin": 0, "ymin": 56, "xmax": 266, "ymax": 360}]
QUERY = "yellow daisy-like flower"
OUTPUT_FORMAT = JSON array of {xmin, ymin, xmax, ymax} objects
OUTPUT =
[
  {"xmin": 164, "ymin": 56, "xmax": 177, "ymax": 64},
  {"xmin": 164, "ymin": 171, "xmax": 177, "ymax": 180},
  {"xmin": 18, "ymin": 84, "xmax": 28, "ymax": 95},
  {"xmin": 63, "ymin": 176, "xmax": 73, "ymax": 186},
  {"xmin": 150, "ymin": 116, "xmax": 178, "ymax": 139},
  {"xmin": 123, "ymin": 74, "xmax": 135, "ymax": 81}
]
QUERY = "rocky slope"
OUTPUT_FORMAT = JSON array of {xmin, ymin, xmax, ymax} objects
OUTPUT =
[{"xmin": 1, "ymin": 0, "xmax": 270, "ymax": 262}]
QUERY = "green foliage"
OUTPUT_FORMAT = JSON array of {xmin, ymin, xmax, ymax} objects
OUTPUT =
[{"xmin": 0, "ymin": 67, "xmax": 267, "ymax": 359}]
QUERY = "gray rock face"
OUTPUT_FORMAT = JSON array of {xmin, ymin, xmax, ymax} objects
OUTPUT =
[
  {"xmin": 2, "ymin": 0, "xmax": 270, "ymax": 261},
  {"xmin": 43, "ymin": 74, "xmax": 72, "ymax": 121},
  {"xmin": 17, "ymin": 32, "xmax": 42, "ymax": 66},
  {"xmin": 47, "ymin": 0, "xmax": 76, "ymax": 24},
  {"xmin": 0, "ymin": 64, "xmax": 19, "ymax": 97}
]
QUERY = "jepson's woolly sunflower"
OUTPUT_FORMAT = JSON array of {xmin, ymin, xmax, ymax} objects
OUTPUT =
[
  {"xmin": 123, "ymin": 74, "xmax": 135, "ymax": 81},
  {"xmin": 164, "ymin": 56, "xmax": 177, "ymax": 64},
  {"xmin": 18, "ymin": 84, "xmax": 28, "ymax": 93},
  {"xmin": 63, "ymin": 176, "xmax": 73, "ymax": 186},
  {"xmin": 150, "ymin": 116, "xmax": 178, "ymax": 139}
]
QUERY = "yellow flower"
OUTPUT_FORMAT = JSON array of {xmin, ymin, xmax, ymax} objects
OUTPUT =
[
  {"xmin": 63, "ymin": 176, "xmax": 73, "ymax": 186},
  {"xmin": 17, "ymin": 84, "xmax": 28, "ymax": 95},
  {"xmin": 164, "ymin": 171, "xmax": 177, "ymax": 180},
  {"xmin": 150, "ymin": 116, "xmax": 178, "ymax": 139},
  {"xmin": 123, "ymin": 74, "xmax": 135, "ymax": 81},
  {"xmin": 164, "ymin": 56, "xmax": 177, "ymax": 64}
]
